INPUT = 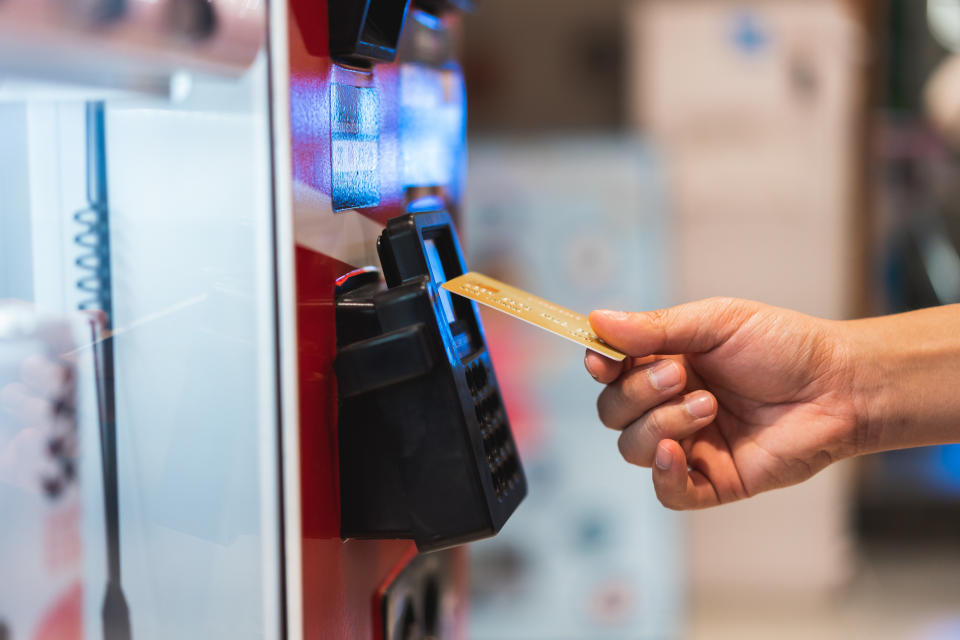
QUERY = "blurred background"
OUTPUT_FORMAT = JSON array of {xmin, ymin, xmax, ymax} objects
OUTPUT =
[
  {"xmin": 4, "ymin": 0, "xmax": 960, "ymax": 638},
  {"xmin": 461, "ymin": 1, "xmax": 960, "ymax": 638}
]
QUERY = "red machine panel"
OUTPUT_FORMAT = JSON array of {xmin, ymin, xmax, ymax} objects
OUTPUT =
[{"xmin": 285, "ymin": 1, "xmax": 469, "ymax": 637}]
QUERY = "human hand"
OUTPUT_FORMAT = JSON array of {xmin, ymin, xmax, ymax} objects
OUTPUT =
[{"xmin": 584, "ymin": 298, "xmax": 861, "ymax": 510}]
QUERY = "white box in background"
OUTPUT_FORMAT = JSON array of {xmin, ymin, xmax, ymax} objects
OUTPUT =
[{"xmin": 627, "ymin": 0, "xmax": 866, "ymax": 598}]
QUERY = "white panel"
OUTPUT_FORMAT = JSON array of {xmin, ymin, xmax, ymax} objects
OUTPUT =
[{"xmin": 98, "ymin": 55, "xmax": 280, "ymax": 640}]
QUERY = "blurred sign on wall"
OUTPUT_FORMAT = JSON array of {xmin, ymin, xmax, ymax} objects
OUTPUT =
[{"xmin": 464, "ymin": 137, "xmax": 682, "ymax": 639}]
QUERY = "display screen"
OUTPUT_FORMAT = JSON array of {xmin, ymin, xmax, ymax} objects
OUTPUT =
[
  {"xmin": 422, "ymin": 232, "xmax": 476, "ymax": 359},
  {"xmin": 424, "ymin": 238, "xmax": 457, "ymax": 325}
]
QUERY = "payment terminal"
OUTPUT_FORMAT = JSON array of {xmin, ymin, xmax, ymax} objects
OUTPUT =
[{"xmin": 334, "ymin": 207, "xmax": 526, "ymax": 552}]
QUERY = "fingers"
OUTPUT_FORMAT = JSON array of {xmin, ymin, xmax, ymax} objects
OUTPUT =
[
  {"xmin": 584, "ymin": 349, "xmax": 625, "ymax": 384},
  {"xmin": 588, "ymin": 298, "xmax": 756, "ymax": 358},
  {"xmin": 651, "ymin": 440, "xmax": 722, "ymax": 510},
  {"xmin": 616, "ymin": 390, "xmax": 718, "ymax": 464},
  {"xmin": 585, "ymin": 350, "xmax": 660, "ymax": 385},
  {"xmin": 597, "ymin": 359, "xmax": 688, "ymax": 430},
  {"xmin": 651, "ymin": 426, "xmax": 753, "ymax": 510}
]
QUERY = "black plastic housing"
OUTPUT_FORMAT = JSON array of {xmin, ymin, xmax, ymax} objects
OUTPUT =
[
  {"xmin": 328, "ymin": 0, "xmax": 412, "ymax": 65},
  {"xmin": 414, "ymin": 0, "xmax": 474, "ymax": 16},
  {"xmin": 335, "ymin": 210, "xmax": 525, "ymax": 552}
]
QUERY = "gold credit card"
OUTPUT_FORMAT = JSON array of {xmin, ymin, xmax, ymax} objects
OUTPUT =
[{"xmin": 442, "ymin": 272, "xmax": 627, "ymax": 361}]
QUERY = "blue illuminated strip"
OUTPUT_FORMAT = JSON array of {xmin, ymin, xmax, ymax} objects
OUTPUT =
[
  {"xmin": 399, "ymin": 64, "xmax": 466, "ymax": 190},
  {"xmin": 331, "ymin": 83, "xmax": 380, "ymax": 211}
]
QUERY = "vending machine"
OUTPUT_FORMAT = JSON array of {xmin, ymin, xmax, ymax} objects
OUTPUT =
[{"xmin": 0, "ymin": 1, "xmax": 523, "ymax": 638}]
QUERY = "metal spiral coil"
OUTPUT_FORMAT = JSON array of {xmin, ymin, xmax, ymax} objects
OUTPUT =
[{"xmin": 75, "ymin": 204, "xmax": 112, "ymax": 313}]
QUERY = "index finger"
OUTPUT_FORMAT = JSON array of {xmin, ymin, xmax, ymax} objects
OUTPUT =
[
  {"xmin": 584, "ymin": 350, "xmax": 661, "ymax": 384},
  {"xmin": 586, "ymin": 346, "xmax": 668, "ymax": 384},
  {"xmin": 584, "ymin": 349, "xmax": 626, "ymax": 384}
]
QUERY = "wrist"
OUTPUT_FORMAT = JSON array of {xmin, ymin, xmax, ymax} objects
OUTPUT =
[
  {"xmin": 843, "ymin": 305, "xmax": 960, "ymax": 455},
  {"xmin": 843, "ymin": 318, "xmax": 890, "ymax": 456}
]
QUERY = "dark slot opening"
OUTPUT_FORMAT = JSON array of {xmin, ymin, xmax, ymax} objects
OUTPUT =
[
  {"xmin": 361, "ymin": 0, "xmax": 408, "ymax": 49},
  {"xmin": 423, "ymin": 575, "xmax": 440, "ymax": 637}
]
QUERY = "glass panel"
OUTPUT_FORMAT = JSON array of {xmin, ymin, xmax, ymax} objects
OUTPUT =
[{"xmin": 0, "ymin": 54, "xmax": 281, "ymax": 640}]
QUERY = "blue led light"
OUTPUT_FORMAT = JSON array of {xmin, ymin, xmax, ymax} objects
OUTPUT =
[
  {"xmin": 925, "ymin": 444, "xmax": 960, "ymax": 496},
  {"xmin": 412, "ymin": 9, "xmax": 443, "ymax": 31},
  {"xmin": 408, "ymin": 195, "xmax": 446, "ymax": 213},
  {"xmin": 731, "ymin": 12, "xmax": 769, "ymax": 55}
]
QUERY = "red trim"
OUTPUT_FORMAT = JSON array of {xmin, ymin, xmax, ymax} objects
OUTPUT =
[{"xmin": 371, "ymin": 545, "xmax": 419, "ymax": 640}]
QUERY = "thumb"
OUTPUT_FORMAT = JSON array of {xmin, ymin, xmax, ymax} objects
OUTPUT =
[{"xmin": 589, "ymin": 297, "xmax": 754, "ymax": 358}]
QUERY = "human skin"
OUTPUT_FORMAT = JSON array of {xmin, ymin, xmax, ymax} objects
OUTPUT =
[{"xmin": 582, "ymin": 298, "xmax": 960, "ymax": 510}]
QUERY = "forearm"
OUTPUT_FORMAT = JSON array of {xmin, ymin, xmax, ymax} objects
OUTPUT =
[{"xmin": 846, "ymin": 304, "xmax": 960, "ymax": 454}]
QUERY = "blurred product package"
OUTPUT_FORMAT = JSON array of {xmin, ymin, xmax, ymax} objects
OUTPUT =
[
  {"xmin": 0, "ymin": 305, "xmax": 98, "ymax": 640},
  {"xmin": 0, "ymin": 0, "xmax": 264, "ymax": 88},
  {"xmin": 627, "ymin": 0, "xmax": 865, "ymax": 597},
  {"xmin": 630, "ymin": 0, "xmax": 864, "ymax": 317}
]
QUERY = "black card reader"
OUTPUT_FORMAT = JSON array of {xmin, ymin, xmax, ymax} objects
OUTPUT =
[{"xmin": 334, "ymin": 209, "xmax": 526, "ymax": 552}]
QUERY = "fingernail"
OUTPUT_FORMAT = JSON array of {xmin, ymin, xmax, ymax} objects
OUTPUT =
[
  {"xmin": 655, "ymin": 443, "xmax": 672, "ymax": 471},
  {"xmin": 595, "ymin": 309, "xmax": 630, "ymax": 321},
  {"xmin": 648, "ymin": 360, "xmax": 681, "ymax": 391},
  {"xmin": 685, "ymin": 393, "xmax": 715, "ymax": 419},
  {"xmin": 585, "ymin": 355, "xmax": 599, "ymax": 381}
]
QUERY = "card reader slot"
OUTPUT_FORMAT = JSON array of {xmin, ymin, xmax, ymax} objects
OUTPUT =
[{"xmin": 336, "ymin": 210, "xmax": 525, "ymax": 550}]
